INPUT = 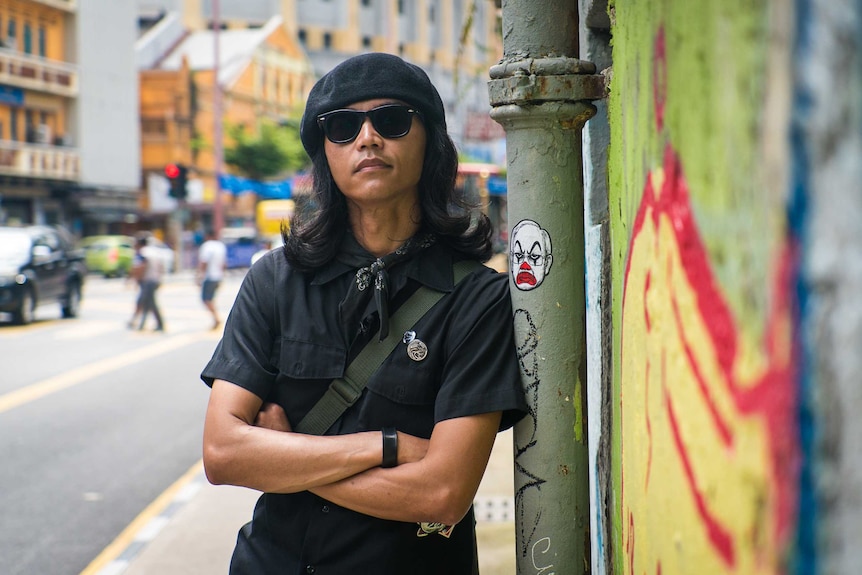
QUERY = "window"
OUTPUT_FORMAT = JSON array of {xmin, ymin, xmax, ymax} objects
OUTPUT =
[
  {"xmin": 298, "ymin": 29, "xmax": 307, "ymax": 44},
  {"xmin": 7, "ymin": 19, "xmax": 16, "ymax": 50},
  {"xmin": 398, "ymin": 0, "xmax": 404, "ymax": 14},
  {"xmin": 323, "ymin": 33, "xmax": 332, "ymax": 49},
  {"xmin": 38, "ymin": 26, "xmax": 45, "ymax": 57},
  {"xmin": 10, "ymin": 109, "xmax": 18, "ymax": 141},
  {"xmin": 361, "ymin": 0, "xmax": 371, "ymax": 5},
  {"xmin": 25, "ymin": 109, "xmax": 35, "ymax": 142},
  {"xmin": 23, "ymin": 23, "xmax": 32, "ymax": 54},
  {"xmin": 429, "ymin": 5, "xmax": 435, "ymax": 22},
  {"xmin": 362, "ymin": 36, "xmax": 371, "ymax": 49},
  {"xmin": 141, "ymin": 118, "xmax": 168, "ymax": 135}
]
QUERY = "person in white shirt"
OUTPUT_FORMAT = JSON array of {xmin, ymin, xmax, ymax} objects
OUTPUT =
[
  {"xmin": 197, "ymin": 229, "xmax": 227, "ymax": 330},
  {"xmin": 133, "ymin": 235, "xmax": 166, "ymax": 331}
]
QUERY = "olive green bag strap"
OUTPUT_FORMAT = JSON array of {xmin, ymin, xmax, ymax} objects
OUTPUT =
[{"xmin": 295, "ymin": 259, "xmax": 482, "ymax": 435}]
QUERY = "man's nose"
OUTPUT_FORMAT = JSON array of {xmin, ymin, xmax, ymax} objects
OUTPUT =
[{"xmin": 355, "ymin": 117, "xmax": 382, "ymax": 146}]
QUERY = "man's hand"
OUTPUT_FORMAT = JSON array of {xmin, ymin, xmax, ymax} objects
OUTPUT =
[{"xmin": 254, "ymin": 402, "xmax": 292, "ymax": 432}]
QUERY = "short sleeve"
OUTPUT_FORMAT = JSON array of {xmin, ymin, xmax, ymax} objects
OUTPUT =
[
  {"xmin": 435, "ymin": 269, "xmax": 527, "ymax": 430},
  {"xmin": 200, "ymin": 257, "xmax": 279, "ymax": 399}
]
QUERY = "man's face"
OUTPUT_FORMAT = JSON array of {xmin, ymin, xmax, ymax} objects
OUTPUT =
[
  {"xmin": 324, "ymin": 98, "xmax": 427, "ymax": 211},
  {"xmin": 510, "ymin": 221, "xmax": 552, "ymax": 291}
]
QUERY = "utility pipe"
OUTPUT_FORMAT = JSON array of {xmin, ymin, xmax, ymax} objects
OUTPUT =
[{"xmin": 488, "ymin": 1, "xmax": 605, "ymax": 573}]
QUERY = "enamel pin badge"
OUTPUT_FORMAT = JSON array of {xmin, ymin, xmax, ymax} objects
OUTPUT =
[{"xmin": 403, "ymin": 330, "xmax": 428, "ymax": 361}]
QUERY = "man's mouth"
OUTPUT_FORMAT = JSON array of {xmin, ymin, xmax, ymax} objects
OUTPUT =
[{"xmin": 355, "ymin": 158, "xmax": 388, "ymax": 172}]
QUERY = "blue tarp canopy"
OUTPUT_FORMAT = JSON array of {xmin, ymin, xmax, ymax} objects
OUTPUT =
[
  {"xmin": 487, "ymin": 176, "xmax": 507, "ymax": 196},
  {"xmin": 218, "ymin": 174, "xmax": 292, "ymax": 199}
]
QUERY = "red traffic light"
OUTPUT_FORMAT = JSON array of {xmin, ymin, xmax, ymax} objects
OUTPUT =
[{"xmin": 165, "ymin": 163, "xmax": 181, "ymax": 179}]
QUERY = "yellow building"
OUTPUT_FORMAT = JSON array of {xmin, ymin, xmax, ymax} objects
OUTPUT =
[
  {"xmin": 0, "ymin": 0, "xmax": 79, "ymax": 225},
  {"xmin": 184, "ymin": 0, "xmax": 505, "ymax": 153},
  {"xmin": 137, "ymin": 14, "xmax": 314, "ymax": 241}
]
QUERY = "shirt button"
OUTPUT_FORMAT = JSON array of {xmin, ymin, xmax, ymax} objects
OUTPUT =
[
  {"xmin": 306, "ymin": 566, "xmax": 316, "ymax": 574},
  {"xmin": 321, "ymin": 505, "xmax": 329, "ymax": 513}
]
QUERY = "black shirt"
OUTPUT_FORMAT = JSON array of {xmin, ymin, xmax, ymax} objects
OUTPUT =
[{"xmin": 201, "ymin": 238, "xmax": 528, "ymax": 575}]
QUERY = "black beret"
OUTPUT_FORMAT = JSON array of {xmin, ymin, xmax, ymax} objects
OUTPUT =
[{"xmin": 300, "ymin": 52, "xmax": 446, "ymax": 156}]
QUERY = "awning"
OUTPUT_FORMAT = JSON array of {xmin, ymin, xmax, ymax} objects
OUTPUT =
[
  {"xmin": 218, "ymin": 174, "xmax": 292, "ymax": 199},
  {"xmin": 487, "ymin": 176, "xmax": 507, "ymax": 196}
]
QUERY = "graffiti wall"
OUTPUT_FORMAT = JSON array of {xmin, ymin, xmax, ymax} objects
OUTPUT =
[{"xmin": 606, "ymin": 1, "xmax": 805, "ymax": 573}]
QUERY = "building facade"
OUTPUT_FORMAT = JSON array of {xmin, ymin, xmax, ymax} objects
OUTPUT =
[
  {"xmin": 0, "ymin": 0, "xmax": 80, "ymax": 227},
  {"xmin": 137, "ymin": 12, "xmax": 315, "ymax": 250},
  {"xmin": 0, "ymin": 0, "xmax": 139, "ymax": 236},
  {"xmin": 139, "ymin": 0, "xmax": 505, "ymax": 161}
]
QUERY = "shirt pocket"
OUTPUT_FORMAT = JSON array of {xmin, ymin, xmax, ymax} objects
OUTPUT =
[
  {"xmin": 365, "ymin": 347, "xmax": 440, "ymax": 406},
  {"xmin": 277, "ymin": 337, "xmax": 346, "ymax": 380}
]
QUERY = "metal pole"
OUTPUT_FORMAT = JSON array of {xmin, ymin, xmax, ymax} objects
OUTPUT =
[
  {"xmin": 211, "ymin": 0, "xmax": 224, "ymax": 237},
  {"xmin": 488, "ymin": 1, "xmax": 605, "ymax": 573}
]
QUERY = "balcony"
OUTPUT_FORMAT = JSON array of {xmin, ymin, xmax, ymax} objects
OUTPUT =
[
  {"xmin": 31, "ymin": 0, "xmax": 77, "ymax": 12},
  {"xmin": 0, "ymin": 140, "xmax": 80, "ymax": 181},
  {"xmin": 0, "ymin": 49, "xmax": 78, "ymax": 98}
]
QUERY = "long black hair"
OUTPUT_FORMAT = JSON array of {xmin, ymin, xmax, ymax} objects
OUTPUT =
[{"xmin": 282, "ymin": 119, "xmax": 493, "ymax": 270}]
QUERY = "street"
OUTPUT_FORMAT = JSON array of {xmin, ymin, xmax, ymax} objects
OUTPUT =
[{"xmin": 0, "ymin": 270, "xmax": 244, "ymax": 575}]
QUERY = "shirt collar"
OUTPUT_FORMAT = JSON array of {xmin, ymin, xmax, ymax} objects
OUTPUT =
[{"xmin": 311, "ymin": 233, "xmax": 455, "ymax": 292}]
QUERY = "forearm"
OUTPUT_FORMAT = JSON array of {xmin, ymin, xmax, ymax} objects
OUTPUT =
[
  {"xmin": 311, "ymin": 460, "xmax": 462, "ymax": 524},
  {"xmin": 311, "ymin": 412, "xmax": 502, "ymax": 525},
  {"xmin": 204, "ymin": 380, "xmax": 383, "ymax": 493},
  {"xmin": 206, "ymin": 424, "xmax": 382, "ymax": 493}
]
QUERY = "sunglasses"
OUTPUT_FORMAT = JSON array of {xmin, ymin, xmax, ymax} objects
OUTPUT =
[{"xmin": 317, "ymin": 104, "xmax": 423, "ymax": 144}]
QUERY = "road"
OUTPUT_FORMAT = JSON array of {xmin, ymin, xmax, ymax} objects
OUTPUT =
[{"xmin": 0, "ymin": 269, "xmax": 245, "ymax": 575}]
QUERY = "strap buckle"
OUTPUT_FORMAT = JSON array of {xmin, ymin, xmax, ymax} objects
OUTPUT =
[{"xmin": 330, "ymin": 375, "xmax": 363, "ymax": 406}]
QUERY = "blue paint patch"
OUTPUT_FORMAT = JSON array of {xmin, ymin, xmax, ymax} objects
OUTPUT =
[{"xmin": 789, "ymin": 0, "xmax": 817, "ymax": 572}]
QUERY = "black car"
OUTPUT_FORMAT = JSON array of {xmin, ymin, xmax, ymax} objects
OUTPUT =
[{"xmin": 0, "ymin": 225, "xmax": 86, "ymax": 325}]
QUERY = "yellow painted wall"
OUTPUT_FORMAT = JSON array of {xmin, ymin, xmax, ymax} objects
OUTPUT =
[{"xmin": 607, "ymin": 2, "xmax": 801, "ymax": 573}]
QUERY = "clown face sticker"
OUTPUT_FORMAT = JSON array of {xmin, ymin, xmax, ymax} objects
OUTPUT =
[{"xmin": 510, "ymin": 219, "xmax": 553, "ymax": 291}]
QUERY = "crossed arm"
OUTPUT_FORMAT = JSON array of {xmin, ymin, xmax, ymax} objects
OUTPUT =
[{"xmin": 202, "ymin": 379, "xmax": 502, "ymax": 526}]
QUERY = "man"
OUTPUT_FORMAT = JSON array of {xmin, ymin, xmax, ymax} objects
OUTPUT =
[
  {"xmin": 201, "ymin": 53, "xmax": 527, "ymax": 574},
  {"xmin": 196, "ymin": 229, "xmax": 227, "ymax": 329},
  {"xmin": 132, "ymin": 235, "xmax": 165, "ymax": 332}
]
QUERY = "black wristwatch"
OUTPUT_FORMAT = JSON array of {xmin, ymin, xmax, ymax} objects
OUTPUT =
[{"xmin": 381, "ymin": 427, "xmax": 398, "ymax": 468}]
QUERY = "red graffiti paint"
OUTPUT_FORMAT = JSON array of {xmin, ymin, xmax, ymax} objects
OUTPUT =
[{"xmin": 620, "ymin": 144, "xmax": 800, "ymax": 571}]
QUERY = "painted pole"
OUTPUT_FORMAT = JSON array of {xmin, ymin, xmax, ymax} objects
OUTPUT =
[
  {"xmin": 211, "ymin": 0, "xmax": 224, "ymax": 237},
  {"xmin": 488, "ymin": 1, "xmax": 605, "ymax": 573}
]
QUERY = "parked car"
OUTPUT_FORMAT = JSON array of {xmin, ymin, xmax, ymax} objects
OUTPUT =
[
  {"xmin": 0, "ymin": 225, "xmax": 87, "ymax": 325},
  {"xmin": 79, "ymin": 234, "xmax": 135, "ymax": 277}
]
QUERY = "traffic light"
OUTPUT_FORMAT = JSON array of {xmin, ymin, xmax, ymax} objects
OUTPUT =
[{"xmin": 165, "ymin": 163, "xmax": 188, "ymax": 199}]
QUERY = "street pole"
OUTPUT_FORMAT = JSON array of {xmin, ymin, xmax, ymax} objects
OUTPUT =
[
  {"xmin": 488, "ymin": 1, "xmax": 605, "ymax": 573},
  {"xmin": 211, "ymin": 0, "xmax": 224, "ymax": 237}
]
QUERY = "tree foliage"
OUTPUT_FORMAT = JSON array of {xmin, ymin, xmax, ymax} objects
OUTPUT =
[{"xmin": 224, "ymin": 121, "xmax": 308, "ymax": 180}]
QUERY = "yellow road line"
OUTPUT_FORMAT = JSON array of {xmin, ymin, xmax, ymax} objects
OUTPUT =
[
  {"xmin": 0, "ymin": 332, "xmax": 211, "ymax": 414},
  {"xmin": 78, "ymin": 460, "xmax": 204, "ymax": 575}
]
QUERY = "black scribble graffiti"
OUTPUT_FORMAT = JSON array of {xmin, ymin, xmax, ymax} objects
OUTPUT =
[{"xmin": 513, "ymin": 307, "xmax": 547, "ymax": 560}]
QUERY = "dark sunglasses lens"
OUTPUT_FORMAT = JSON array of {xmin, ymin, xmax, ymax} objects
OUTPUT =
[
  {"xmin": 369, "ymin": 107, "xmax": 412, "ymax": 138},
  {"xmin": 324, "ymin": 112, "xmax": 363, "ymax": 142}
]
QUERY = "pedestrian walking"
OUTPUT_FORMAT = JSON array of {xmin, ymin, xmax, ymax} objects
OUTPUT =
[
  {"xmin": 133, "ymin": 235, "xmax": 165, "ymax": 332},
  {"xmin": 126, "ymin": 244, "xmax": 145, "ymax": 329},
  {"xmin": 196, "ymin": 229, "xmax": 227, "ymax": 330},
  {"xmin": 200, "ymin": 52, "xmax": 528, "ymax": 574}
]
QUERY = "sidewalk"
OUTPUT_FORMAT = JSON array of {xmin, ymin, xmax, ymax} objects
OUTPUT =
[{"xmin": 101, "ymin": 430, "xmax": 517, "ymax": 575}]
